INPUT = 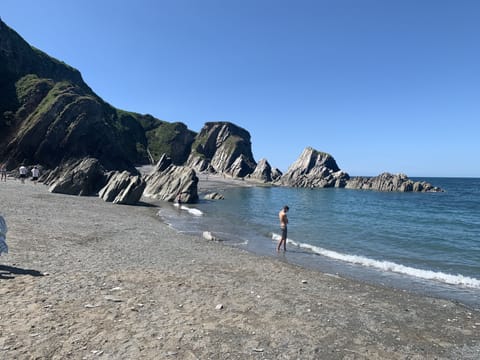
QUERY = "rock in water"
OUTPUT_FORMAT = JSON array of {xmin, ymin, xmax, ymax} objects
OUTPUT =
[
  {"xmin": 277, "ymin": 147, "xmax": 350, "ymax": 188},
  {"xmin": 345, "ymin": 172, "xmax": 443, "ymax": 192}
]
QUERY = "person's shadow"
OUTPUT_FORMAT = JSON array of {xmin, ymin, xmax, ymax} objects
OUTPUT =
[{"xmin": 0, "ymin": 265, "xmax": 44, "ymax": 279}]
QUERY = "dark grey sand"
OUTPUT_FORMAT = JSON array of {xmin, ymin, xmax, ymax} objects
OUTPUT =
[{"xmin": 0, "ymin": 177, "xmax": 479, "ymax": 359}]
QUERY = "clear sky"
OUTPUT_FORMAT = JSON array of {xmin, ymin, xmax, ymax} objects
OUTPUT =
[{"xmin": 1, "ymin": 0, "xmax": 479, "ymax": 177}]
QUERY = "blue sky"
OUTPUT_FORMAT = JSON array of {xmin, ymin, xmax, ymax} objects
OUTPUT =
[{"xmin": 1, "ymin": 0, "xmax": 479, "ymax": 176}]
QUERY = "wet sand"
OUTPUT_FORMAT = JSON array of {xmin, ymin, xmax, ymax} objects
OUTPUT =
[{"xmin": 0, "ymin": 177, "xmax": 479, "ymax": 359}]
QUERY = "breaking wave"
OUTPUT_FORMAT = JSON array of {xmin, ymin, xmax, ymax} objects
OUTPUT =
[{"xmin": 272, "ymin": 233, "xmax": 480, "ymax": 289}]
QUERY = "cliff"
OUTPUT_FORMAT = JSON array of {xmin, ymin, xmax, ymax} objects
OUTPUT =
[{"xmin": 0, "ymin": 19, "xmax": 193, "ymax": 171}]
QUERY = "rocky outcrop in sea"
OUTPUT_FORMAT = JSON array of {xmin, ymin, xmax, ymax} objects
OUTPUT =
[
  {"xmin": 276, "ymin": 147, "xmax": 442, "ymax": 192},
  {"xmin": 346, "ymin": 173, "xmax": 442, "ymax": 192},
  {"xmin": 277, "ymin": 147, "xmax": 350, "ymax": 188}
]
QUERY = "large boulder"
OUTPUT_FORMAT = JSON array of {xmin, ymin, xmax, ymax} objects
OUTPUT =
[
  {"xmin": 46, "ymin": 158, "xmax": 107, "ymax": 196},
  {"xmin": 98, "ymin": 171, "xmax": 146, "ymax": 205},
  {"xmin": 277, "ymin": 147, "xmax": 350, "ymax": 188},
  {"xmin": 186, "ymin": 122, "xmax": 256, "ymax": 177},
  {"xmin": 143, "ymin": 156, "xmax": 199, "ymax": 203},
  {"xmin": 346, "ymin": 173, "xmax": 442, "ymax": 192}
]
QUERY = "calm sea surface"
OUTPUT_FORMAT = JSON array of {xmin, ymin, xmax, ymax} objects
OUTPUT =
[{"xmin": 157, "ymin": 177, "xmax": 480, "ymax": 309}]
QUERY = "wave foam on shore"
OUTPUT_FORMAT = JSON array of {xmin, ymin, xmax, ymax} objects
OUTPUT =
[{"xmin": 272, "ymin": 233, "xmax": 480, "ymax": 289}]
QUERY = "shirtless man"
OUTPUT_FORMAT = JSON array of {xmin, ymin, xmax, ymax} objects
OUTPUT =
[{"xmin": 277, "ymin": 205, "xmax": 289, "ymax": 252}]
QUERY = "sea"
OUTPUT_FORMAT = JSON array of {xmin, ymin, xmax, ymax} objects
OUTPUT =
[{"xmin": 156, "ymin": 177, "xmax": 480, "ymax": 309}]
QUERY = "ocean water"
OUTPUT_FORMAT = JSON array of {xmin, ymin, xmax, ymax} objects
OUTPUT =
[{"xmin": 157, "ymin": 178, "xmax": 480, "ymax": 309}]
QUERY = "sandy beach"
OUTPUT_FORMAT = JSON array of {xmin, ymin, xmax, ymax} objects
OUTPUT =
[{"xmin": 0, "ymin": 177, "xmax": 479, "ymax": 359}]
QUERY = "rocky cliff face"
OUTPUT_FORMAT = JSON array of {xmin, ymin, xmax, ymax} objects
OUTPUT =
[
  {"xmin": 0, "ymin": 19, "xmax": 193, "ymax": 173},
  {"xmin": 3, "ymin": 75, "xmax": 142, "ymax": 170},
  {"xmin": 187, "ymin": 122, "xmax": 256, "ymax": 176},
  {"xmin": 277, "ymin": 147, "xmax": 350, "ymax": 188}
]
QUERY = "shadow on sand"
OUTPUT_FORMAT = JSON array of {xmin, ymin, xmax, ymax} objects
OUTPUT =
[{"xmin": 0, "ymin": 264, "xmax": 44, "ymax": 279}]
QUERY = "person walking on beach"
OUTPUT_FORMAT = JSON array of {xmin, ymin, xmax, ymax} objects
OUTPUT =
[
  {"xmin": 19, "ymin": 165, "xmax": 28, "ymax": 184},
  {"xmin": 31, "ymin": 166, "xmax": 40, "ymax": 184},
  {"xmin": 277, "ymin": 205, "xmax": 289, "ymax": 252},
  {"xmin": 0, "ymin": 164, "xmax": 6, "ymax": 182}
]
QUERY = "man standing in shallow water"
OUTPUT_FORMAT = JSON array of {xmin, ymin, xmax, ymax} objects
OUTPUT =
[{"xmin": 277, "ymin": 205, "xmax": 289, "ymax": 252}]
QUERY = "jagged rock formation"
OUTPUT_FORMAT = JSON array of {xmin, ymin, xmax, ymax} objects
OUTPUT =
[
  {"xmin": 143, "ymin": 155, "xmax": 199, "ymax": 203},
  {"xmin": 277, "ymin": 147, "xmax": 350, "ymax": 188},
  {"xmin": 346, "ymin": 173, "xmax": 442, "ymax": 192},
  {"xmin": 98, "ymin": 171, "xmax": 146, "ymax": 205},
  {"xmin": 276, "ymin": 147, "xmax": 441, "ymax": 192},
  {"xmin": 45, "ymin": 158, "xmax": 107, "ymax": 196},
  {"xmin": 249, "ymin": 158, "xmax": 282, "ymax": 183},
  {"xmin": 187, "ymin": 122, "xmax": 256, "ymax": 176}
]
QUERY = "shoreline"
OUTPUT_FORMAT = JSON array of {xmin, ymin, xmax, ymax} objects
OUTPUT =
[
  {"xmin": 0, "ymin": 178, "xmax": 479, "ymax": 358},
  {"xmin": 181, "ymin": 175, "xmax": 480, "ymax": 310}
]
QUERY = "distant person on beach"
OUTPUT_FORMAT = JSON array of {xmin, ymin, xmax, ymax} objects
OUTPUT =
[
  {"xmin": 0, "ymin": 164, "xmax": 6, "ymax": 182},
  {"xmin": 19, "ymin": 165, "xmax": 28, "ymax": 184},
  {"xmin": 31, "ymin": 166, "xmax": 40, "ymax": 184},
  {"xmin": 175, "ymin": 192, "xmax": 182, "ymax": 205},
  {"xmin": 277, "ymin": 205, "xmax": 289, "ymax": 252}
]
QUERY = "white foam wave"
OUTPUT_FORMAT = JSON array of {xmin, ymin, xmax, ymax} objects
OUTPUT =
[
  {"xmin": 173, "ymin": 203, "xmax": 203, "ymax": 216},
  {"xmin": 271, "ymin": 233, "xmax": 480, "ymax": 289}
]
